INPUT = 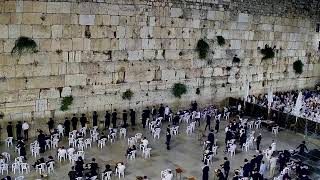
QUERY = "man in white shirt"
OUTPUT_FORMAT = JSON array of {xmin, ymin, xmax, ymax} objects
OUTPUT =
[
  {"xmin": 22, "ymin": 121, "xmax": 29, "ymax": 140},
  {"xmin": 195, "ymin": 111, "xmax": 201, "ymax": 127},
  {"xmin": 269, "ymin": 156, "xmax": 277, "ymax": 177},
  {"xmin": 164, "ymin": 106, "xmax": 170, "ymax": 119}
]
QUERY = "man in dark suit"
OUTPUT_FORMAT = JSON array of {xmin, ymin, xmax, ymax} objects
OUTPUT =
[
  {"xmin": 80, "ymin": 114, "xmax": 87, "ymax": 128},
  {"xmin": 166, "ymin": 125, "xmax": 171, "ymax": 150},
  {"xmin": 47, "ymin": 118, "xmax": 54, "ymax": 133},
  {"xmin": 6, "ymin": 122, "xmax": 13, "ymax": 138},
  {"xmin": 16, "ymin": 121, "xmax": 22, "ymax": 140},
  {"xmin": 243, "ymin": 159, "xmax": 251, "ymax": 177},
  {"xmin": 64, "ymin": 117, "xmax": 70, "ymax": 136},
  {"xmin": 71, "ymin": 114, "xmax": 78, "ymax": 130},
  {"xmin": 223, "ymin": 157, "xmax": 230, "ymax": 179},
  {"xmin": 256, "ymin": 151, "xmax": 264, "ymax": 170},
  {"xmin": 207, "ymin": 129, "xmax": 215, "ymax": 144},
  {"xmin": 104, "ymin": 111, "xmax": 111, "ymax": 130},
  {"xmin": 111, "ymin": 109, "xmax": 117, "ymax": 128},
  {"xmin": 130, "ymin": 109, "xmax": 136, "ymax": 126},
  {"xmin": 256, "ymin": 133, "xmax": 262, "ymax": 151},
  {"xmin": 202, "ymin": 161, "xmax": 209, "ymax": 180}
]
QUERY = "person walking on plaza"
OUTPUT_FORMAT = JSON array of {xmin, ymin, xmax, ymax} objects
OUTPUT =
[
  {"xmin": 80, "ymin": 114, "xmax": 87, "ymax": 128},
  {"xmin": 256, "ymin": 133, "xmax": 262, "ymax": 151},
  {"xmin": 22, "ymin": 121, "xmax": 29, "ymax": 140},
  {"xmin": 64, "ymin": 117, "xmax": 71, "ymax": 136},
  {"xmin": 92, "ymin": 111, "xmax": 98, "ymax": 127},
  {"xmin": 205, "ymin": 113, "xmax": 211, "ymax": 131},
  {"xmin": 297, "ymin": 141, "xmax": 308, "ymax": 155},
  {"xmin": 37, "ymin": 130, "xmax": 46, "ymax": 153},
  {"xmin": 104, "ymin": 111, "xmax": 111, "ymax": 130},
  {"xmin": 202, "ymin": 161, "xmax": 209, "ymax": 180},
  {"xmin": 71, "ymin": 114, "xmax": 78, "ymax": 130},
  {"xmin": 195, "ymin": 111, "xmax": 201, "ymax": 127},
  {"xmin": 223, "ymin": 157, "xmax": 230, "ymax": 179},
  {"xmin": 130, "ymin": 109, "xmax": 136, "ymax": 126},
  {"xmin": 16, "ymin": 121, "xmax": 22, "ymax": 140},
  {"xmin": 166, "ymin": 125, "xmax": 171, "ymax": 150},
  {"xmin": 112, "ymin": 109, "xmax": 117, "ymax": 128},
  {"xmin": 215, "ymin": 118, "xmax": 220, "ymax": 133},
  {"xmin": 6, "ymin": 122, "xmax": 13, "ymax": 138}
]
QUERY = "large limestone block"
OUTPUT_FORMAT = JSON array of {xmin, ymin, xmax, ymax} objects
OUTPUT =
[
  {"xmin": 0, "ymin": 91, "xmax": 19, "ymax": 104},
  {"xmin": 238, "ymin": 13, "xmax": 249, "ymax": 23},
  {"xmin": 128, "ymin": 51, "xmax": 143, "ymax": 61},
  {"xmin": 32, "ymin": 64, "xmax": 52, "ymax": 77},
  {"xmin": 170, "ymin": 8, "xmax": 183, "ymax": 18},
  {"xmin": 203, "ymin": 68, "xmax": 213, "ymax": 77},
  {"xmin": 39, "ymin": 88, "xmax": 60, "ymax": 99},
  {"xmin": 47, "ymin": 2, "xmax": 61, "ymax": 13},
  {"xmin": 61, "ymin": 87, "xmax": 72, "ymax": 97},
  {"xmin": 35, "ymin": 99, "xmax": 48, "ymax": 112},
  {"xmin": 0, "ymin": 25, "xmax": 8, "ymax": 38},
  {"xmin": 79, "ymin": 15, "xmax": 95, "ymax": 25},
  {"xmin": 79, "ymin": 63, "xmax": 100, "ymax": 75},
  {"xmin": 8, "ymin": 25, "xmax": 20, "ymax": 38},
  {"xmin": 65, "ymin": 74, "xmax": 87, "ymax": 86},
  {"xmin": 15, "ymin": 64, "xmax": 33, "ymax": 77},
  {"xmin": 6, "ymin": 100, "xmax": 35, "ymax": 108},
  {"xmin": 27, "ymin": 76, "xmax": 64, "ymax": 89},
  {"xmin": 161, "ymin": 69, "xmax": 176, "ymax": 81},
  {"xmin": 126, "ymin": 70, "xmax": 154, "ymax": 82},
  {"xmin": 18, "ymin": 89, "xmax": 39, "ymax": 101},
  {"xmin": 33, "ymin": 25, "xmax": 51, "ymax": 38},
  {"xmin": 0, "ymin": 65, "xmax": 15, "ymax": 78},
  {"xmin": 32, "ymin": 2, "xmax": 47, "ymax": 13},
  {"xmin": 22, "ymin": 13, "xmax": 42, "ymax": 24}
]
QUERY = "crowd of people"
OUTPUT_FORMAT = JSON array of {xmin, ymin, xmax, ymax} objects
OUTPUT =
[
  {"xmin": 247, "ymin": 89, "xmax": 320, "ymax": 123},
  {"xmin": 0, "ymin": 100, "xmax": 316, "ymax": 180}
]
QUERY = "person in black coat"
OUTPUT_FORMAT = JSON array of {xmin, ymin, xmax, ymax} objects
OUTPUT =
[
  {"xmin": 208, "ymin": 129, "xmax": 215, "ymax": 144},
  {"xmin": 202, "ymin": 162, "xmax": 209, "ymax": 180},
  {"xmin": 37, "ymin": 130, "xmax": 46, "ymax": 153},
  {"xmin": 215, "ymin": 119, "xmax": 220, "ymax": 133},
  {"xmin": 239, "ymin": 132, "xmax": 246, "ymax": 148},
  {"xmin": 255, "ymin": 151, "xmax": 263, "ymax": 170},
  {"xmin": 159, "ymin": 104, "xmax": 165, "ymax": 118},
  {"xmin": 243, "ymin": 159, "xmax": 251, "ymax": 177},
  {"xmin": 122, "ymin": 110, "xmax": 127, "ymax": 127},
  {"xmin": 166, "ymin": 125, "xmax": 171, "ymax": 150},
  {"xmin": 111, "ymin": 109, "xmax": 117, "ymax": 128},
  {"xmin": 19, "ymin": 144, "xmax": 27, "ymax": 160},
  {"xmin": 256, "ymin": 133, "xmax": 262, "ymax": 151},
  {"xmin": 173, "ymin": 113, "xmax": 180, "ymax": 125},
  {"xmin": 64, "ymin": 117, "xmax": 71, "ymax": 136},
  {"xmin": 205, "ymin": 114, "xmax": 211, "ymax": 131},
  {"xmin": 71, "ymin": 114, "xmax": 78, "ymax": 130},
  {"xmin": 297, "ymin": 141, "xmax": 308, "ymax": 155},
  {"xmin": 215, "ymin": 169, "xmax": 225, "ymax": 180},
  {"xmin": 80, "ymin": 114, "xmax": 87, "ymax": 128},
  {"xmin": 92, "ymin": 111, "xmax": 98, "ymax": 127},
  {"xmin": 225, "ymin": 130, "xmax": 233, "ymax": 145},
  {"xmin": 142, "ymin": 111, "xmax": 147, "ymax": 128},
  {"xmin": 6, "ymin": 122, "xmax": 13, "ymax": 138},
  {"xmin": 47, "ymin": 118, "xmax": 54, "ymax": 133},
  {"xmin": 130, "ymin": 109, "xmax": 136, "ymax": 126},
  {"xmin": 104, "ymin": 111, "xmax": 111, "ymax": 130},
  {"xmin": 16, "ymin": 121, "xmax": 22, "ymax": 140},
  {"xmin": 223, "ymin": 157, "xmax": 230, "ymax": 179},
  {"xmin": 144, "ymin": 107, "xmax": 151, "ymax": 119}
]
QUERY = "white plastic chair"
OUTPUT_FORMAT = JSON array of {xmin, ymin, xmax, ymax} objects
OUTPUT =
[
  {"xmin": 186, "ymin": 125, "xmax": 193, "ymax": 135},
  {"xmin": 5, "ymin": 137, "xmax": 13, "ymax": 147},
  {"xmin": 134, "ymin": 133, "xmax": 142, "ymax": 142},
  {"xmin": 58, "ymin": 151, "xmax": 67, "ymax": 162},
  {"xmin": 32, "ymin": 146, "xmax": 40, "ymax": 158},
  {"xmin": 228, "ymin": 144, "xmax": 236, "ymax": 157},
  {"xmin": 1, "ymin": 152, "xmax": 10, "ymax": 162},
  {"xmin": 119, "ymin": 128, "xmax": 126, "ymax": 138},
  {"xmin": 172, "ymin": 126, "xmax": 179, "ymax": 135},
  {"xmin": 98, "ymin": 138, "xmax": 107, "ymax": 149},
  {"xmin": 127, "ymin": 150, "xmax": 136, "ymax": 160},
  {"xmin": 272, "ymin": 126, "xmax": 279, "ymax": 135},
  {"xmin": 153, "ymin": 128, "xmax": 161, "ymax": 139},
  {"xmin": 115, "ymin": 165, "xmax": 125, "ymax": 178},
  {"xmin": 84, "ymin": 138, "xmax": 92, "ymax": 148},
  {"xmin": 45, "ymin": 139, "xmax": 52, "ymax": 150},
  {"xmin": 255, "ymin": 120, "xmax": 261, "ymax": 129},
  {"xmin": 242, "ymin": 142, "xmax": 250, "ymax": 152},
  {"xmin": 69, "ymin": 138, "xmax": 77, "ymax": 147},
  {"xmin": 11, "ymin": 162, "xmax": 20, "ymax": 174},
  {"xmin": 143, "ymin": 148, "xmax": 151, "ymax": 159},
  {"xmin": 204, "ymin": 154, "xmax": 213, "ymax": 164},
  {"xmin": 76, "ymin": 151, "xmax": 85, "ymax": 160},
  {"xmin": 91, "ymin": 132, "xmax": 99, "ymax": 142},
  {"xmin": 36, "ymin": 163, "xmax": 46, "ymax": 174},
  {"xmin": 1, "ymin": 163, "xmax": 9, "ymax": 175},
  {"xmin": 247, "ymin": 121, "xmax": 254, "ymax": 129},
  {"xmin": 47, "ymin": 161, "xmax": 55, "ymax": 174},
  {"xmin": 101, "ymin": 171, "xmax": 112, "ymax": 180},
  {"xmin": 51, "ymin": 139, "xmax": 59, "ymax": 149},
  {"xmin": 15, "ymin": 176, "xmax": 24, "ymax": 180},
  {"xmin": 127, "ymin": 137, "xmax": 135, "ymax": 146},
  {"xmin": 20, "ymin": 163, "xmax": 30, "ymax": 174}
]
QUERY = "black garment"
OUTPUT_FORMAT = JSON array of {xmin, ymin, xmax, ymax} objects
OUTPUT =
[
  {"xmin": 37, "ymin": 133, "xmax": 46, "ymax": 153},
  {"xmin": 243, "ymin": 162, "xmax": 251, "ymax": 177},
  {"xmin": 6, "ymin": 124, "xmax": 13, "ymax": 137},
  {"xmin": 23, "ymin": 129, "xmax": 28, "ymax": 140},
  {"xmin": 64, "ymin": 119, "xmax": 71, "ymax": 136},
  {"xmin": 48, "ymin": 119, "xmax": 54, "ymax": 132},
  {"xmin": 19, "ymin": 146, "xmax": 26, "ymax": 157},
  {"xmin": 112, "ymin": 112, "xmax": 117, "ymax": 128},
  {"xmin": 223, "ymin": 160, "xmax": 230, "ymax": 179},
  {"xmin": 282, "ymin": 173, "xmax": 291, "ymax": 180},
  {"xmin": 105, "ymin": 112, "xmax": 111, "ymax": 129},
  {"xmin": 142, "ymin": 111, "xmax": 147, "ymax": 128},
  {"xmin": 144, "ymin": 109, "xmax": 151, "ymax": 119},
  {"xmin": 80, "ymin": 116, "xmax": 87, "ymax": 128},
  {"xmin": 205, "ymin": 115, "xmax": 211, "ymax": 131},
  {"xmin": 16, "ymin": 123, "xmax": 22, "ymax": 140},
  {"xmin": 166, "ymin": 128, "xmax": 171, "ymax": 150},
  {"xmin": 92, "ymin": 113, "xmax": 98, "ymax": 127},
  {"xmin": 215, "ymin": 120, "xmax": 220, "ymax": 132},
  {"xmin": 256, "ymin": 154, "xmax": 263, "ymax": 170},
  {"xmin": 256, "ymin": 135, "xmax": 262, "ymax": 150},
  {"xmin": 152, "ymin": 108, "xmax": 157, "ymax": 117},
  {"xmin": 232, "ymin": 175, "xmax": 240, "ymax": 180},
  {"xmin": 191, "ymin": 101, "xmax": 198, "ymax": 111},
  {"xmin": 207, "ymin": 132, "xmax": 215, "ymax": 144},
  {"xmin": 68, "ymin": 170, "xmax": 77, "ymax": 180},
  {"xmin": 71, "ymin": 116, "xmax": 78, "ymax": 130},
  {"xmin": 75, "ymin": 160, "xmax": 84, "ymax": 175},
  {"xmin": 159, "ymin": 105, "xmax": 165, "ymax": 118},
  {"xmin": 216, "ymin": 171, "xmax": 225, "ymax": 180},
  {"xmin": 90, "ymin": 162, "xmax": 99, "ymax": 174},
  {"xmin": 130, "ymin": 110, "xmax": 136, "ymax": 126},
  {"xmin": 122, "ymin": 112, "xmax": 128, "ymax": 127},
  {"xmin": 251, "ymin": 172, "xmax": 263, "ymax": 180},
  {"xmin": 225, "ymin": 131, "xmax": 233, "ymax": 144},
  {"xmin": 173, "ymin": 115, "xmax": 179, "ymax": 125},
  {"xmin": 240, "ymin": 134, "xmax": 246, "ymax": 147},
  {"xmin": 297, "ymin": 143, "xmax": 308, "ymax": 155},
  {"xmin": 202, "ymin": 165, "xmax": 209, "ymax": 180}
]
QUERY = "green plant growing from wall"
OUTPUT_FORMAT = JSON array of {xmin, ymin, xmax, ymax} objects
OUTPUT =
[
  {"xmin": 196, "ymin": 39, "xmax": 209, "ymax": 59},
  {"xmin": 11, "ymin": 36, "xmax": 38, "ymax": 56},
  {"xmin": 260, "ymin": 44, "xmax": 275, "ymax": 60},
  {"xmin": 216, "ymin": 36, "xmax": 225, "ymax": 46},
  {"xmin": 60, "ymin": 96, "xmax": 73, "ymax": 111},
  {"xmin": 196, "ymin": 88, "xmax": 200, "ymax": 95},
  {"xmin": 172, "ymin": 83, "xmax": 187, "ymax": 98},
  {"xmin": 122, "ymin": 89, "xmax": 134, "ymax": 100},
  {"xmin": 293, "ymin": 60, "xmax": 304, "ymax": 74}
]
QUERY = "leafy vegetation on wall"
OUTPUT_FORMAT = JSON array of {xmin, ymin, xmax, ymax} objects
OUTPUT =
[
  {"xmin": 293, "ymin": 60, "xmax": 304, "ymax": 74},
  {"xmin": 260, "ymin": 44, "xmax": 275, "ymax": 60},
  {"xmin": 60, "ymin": 96, "xmax": 73, "ymax": 111},
  {"xmin": 122, "ymin": 89, "xmax": 134, "ymax": 100},
  {"xmin": 172, "ymin": 83, "xmax": 187, "ymax": 98},
  {"xmin": 196, "ymin": 39, "xmax": 209, "ymax": 59},
  {"xmin": 216, "ymin": 36, "xmax": 225, "ymax": 46},
  {"xmin": 11, "ymin": 36, "xmax": 38, "ymax": 56}
]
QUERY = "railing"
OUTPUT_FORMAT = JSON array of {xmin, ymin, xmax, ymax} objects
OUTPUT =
[{"xmin": 228, "ymin": 97, "xmax": 320, "ymax": 136}]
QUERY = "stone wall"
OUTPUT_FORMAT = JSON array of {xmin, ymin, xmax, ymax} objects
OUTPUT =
[{"xmin": 0, "ymin": 0, "xmax": 320, "ymax": 127}]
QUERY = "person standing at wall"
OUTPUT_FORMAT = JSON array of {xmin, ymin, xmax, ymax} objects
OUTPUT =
[
  {"xmin": 22, "ymin": 121, "xmax": 29, "ymax": 141},
  {"xmin": 92, "ymin": 111, "xmax": 98, "ymax": 127},
  {"xmin": 141, "ymin": 110, "xmax": 147, "ymax": 128},
  {"xmin": 205, "ymin": 113, "xmax": 211, "ymax": 131},
  {"xmin": 16, "ymin": 121, "xmax": 22, "ymax": 140},
  {"xmin": 222, "ymin": 157, "xmax": 230, "ymax": 179},
  {"xmin": 6, "ymin": 122, "xmax": 13, "ymax": 138},
  {"xmin": 80, "ymin": 114, "xmax": 87, "ymax": 128},
  {"xmin": 64, "ymin": 117, "xmax": 71, "ymax": 136},
  {"xmin": 256, "ymin": 133, "xmax": 262, "ymax": 151},
  {"xmin": 104, "ymin": 111, "xmax": 111, "ymax": 130},
  {"xmin": 47, "ymin": 118, "xmax": 54, "ymax": 134},
  {"xmin": 166, "ymin": 125, "xmax": 171, "ymax": 150},
  {"xmin": 71, "ymin": 114, "xmax": 78, "ymax": 130},
  {"xmin": 130, "ymin": 109, "xmax": 136, "ymax": 126},
  {"xmin": 122, "ymin": 110, "xmax": 127, "ymax": 128},
  {"xmin": 112, "ymin": 109, "xmax": 117, "ymax": 128}
]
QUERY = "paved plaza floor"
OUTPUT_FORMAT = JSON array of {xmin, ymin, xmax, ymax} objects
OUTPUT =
[{"xmin": 1, "ymin": 117, "xmax": 319, "ymax": 180}]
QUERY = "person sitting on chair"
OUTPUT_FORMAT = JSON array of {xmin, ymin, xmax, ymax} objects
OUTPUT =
[{"xmin": 126, "ymin": 145, "xmax": 136, "ymax": 157}]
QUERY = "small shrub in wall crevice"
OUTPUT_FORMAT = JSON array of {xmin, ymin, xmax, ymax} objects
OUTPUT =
[
  {"xmin": 172, "ymin": 83, "xmax": 187, "ymax": 98},
  {"xmin": 260, "ymin": 44, "xmax": 275, "ymax": 60},
  {"xmin": 196, "ymin": 39, "xmax": 209, "ymax": 59},
  {"xmin": 216, "ymin": 36, "xmax": 225, "ymax": 46},
  {"xmin": 196, "ymin": 88, "xmax": 200, "ymax": 95},
  {"xmin": 60, "ymin": 96, "xmax": 73, "ymax": 111},
  {"xmin": 232, "ymin": 56, "xmax": 240, "ymax": 63},
  {"xmin": 122, "ymin": 89, "xmax": 134, "ymax": 100},
  {"xmin": 11, "ymin": 36, "xmax": 38, "ymax": 56},
  {"xmin": 293, "ymin": 60, "xmax": 304, "ymax": 74}
]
